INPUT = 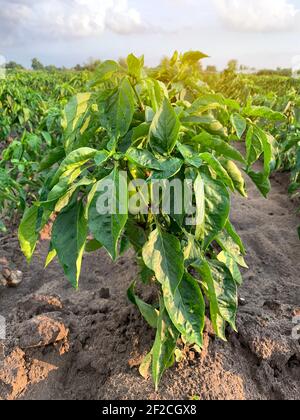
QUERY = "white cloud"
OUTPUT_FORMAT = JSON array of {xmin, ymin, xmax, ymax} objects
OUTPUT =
[
  {"xmin": 214, "ymin": 0, "xmax": 300, "ymax": 32},
  {"xmin": 0, "ymin": 0, "xmax": 146, "ymax": 46}
]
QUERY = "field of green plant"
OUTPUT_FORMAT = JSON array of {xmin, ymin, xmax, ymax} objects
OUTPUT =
[{"xmin": 0, "ymin": 52, "xmax": 299, "ymax": 389}]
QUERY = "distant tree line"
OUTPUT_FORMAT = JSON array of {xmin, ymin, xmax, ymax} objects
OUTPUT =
[{"xmin": 3, "ymin": 57, "xmax": 299, "ymax": 77}]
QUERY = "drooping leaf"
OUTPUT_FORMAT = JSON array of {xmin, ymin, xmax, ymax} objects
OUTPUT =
[
  {"xmin": 208, "ymin": 260, "xmax": 238, "ymax": 332},
  {"xmin": 45, "ymin": 243, "xmax": 57, "ymax": 268},
  {"xmin": 162, "ymin": 271, "xmax": 205, "ymax": 347},
  {"xmin": 221, "ymin": 159, "xmax": 247, "ymax": 197},
  {"xmin": 192, "ymin": 257, "xmax": 227, "ymax": 341},
  {"xmin": 127, "ymin": 282, "xmax": 158, "ymax": 329},
  {"xmin": 216, "ymin": 230, "xmax": 248, "ymax": 268},
  {"xmin": 18, "ymin": 206, "xmax": 39, "ymax": 263},
  {"xmin": 231, "ymin": 114, "xmax": 247, "ymax": 139},
  {"xmin": 88, "ymin": 166, "xmax": 128, "ymax": 260},
  {"xmin": 217, "ymin": 251, "xmax": 243, "ymax": 286},
  {"xmin": 247, "ymin": 169, "xmax": 271, "ymax": 198},
  {"xmin": 199, "ymin": 152, "xmax": 234, "ymax": 190},
  {"xmin": 142, "ymin": 228, "xmax": 184, "ymax": 292},
  {"xmin": 253, "ymin": 126, "xmax": 272, "ymax": 177},
  {"xmin": 193, "ymin": 257, "xmax": 238, "ymax": 339},
  {"xmin": 245, "ymin": 126, "xmax": 263, "ymax": 167},
  {"xmin": 151, "ymin": 298, "xmax": 179, "ymax": 390},
  {"xmin": 199, "ymin": 173, "xmax": 231, "ymax": 249},
  {"xmin": 124, "ymin": 217, "xmax": 148, "ymax": 251},
  {"xmin": 52, "ymin": 198, "xmax": 88, "ymax": 288},
  {"xmin": 225, "ymin": 221, "xmax": 246, "ymax": 255}
]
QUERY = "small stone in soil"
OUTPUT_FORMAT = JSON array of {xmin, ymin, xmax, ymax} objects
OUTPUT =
[
  {"xmin": 2, "ymin": 268, "xmax": 11, "ymax": 280},
  {"xmin": 99, "ymin": 288, "xmax": 110, "ymax": 299},
  {"xmin": 239, "ymin": 297, "xmax": 247, "ymax": 306},
  {"xmin": 7, "ymin": 271, "xmax": 23, "ymax": 288},
  {"xmin": 0, "ymin": 276, "xmax": 7, "ymax": 287}
]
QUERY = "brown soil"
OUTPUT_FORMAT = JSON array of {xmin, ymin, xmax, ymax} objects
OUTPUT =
[{"xmin": 0, "ymin": 172, "xmax": 299, "ymax": 401}]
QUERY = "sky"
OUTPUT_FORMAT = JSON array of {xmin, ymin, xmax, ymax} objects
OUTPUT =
[{"xmin": 1, "ymin": 0, "xmax": 300, "ymax": 69}]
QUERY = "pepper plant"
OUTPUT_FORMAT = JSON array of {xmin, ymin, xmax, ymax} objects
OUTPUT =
[{"xmin": 18, "ymin": 52, "xmax": 276, "ymax": 389}]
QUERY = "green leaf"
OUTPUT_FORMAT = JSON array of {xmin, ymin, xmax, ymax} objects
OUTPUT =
[
  {"xmin": 150, "ymin": 97, "xmax": 180, "ymax": 156},
  {"xmin": 100, "ymin": 78, "xmax": 135, "ymax": 140},
  {"xmin": 231, "ymin": 114, "xmax": 247, "ymax": 139},
  {"xmin": 199, "ymin": 173, "xmax": 230, "ymax": 249},
  {"xmin": 45, "ymin": 246, "xmax": 57, "ymax": 268},
  {"xmin": 92, "ymin": 60, "xmax": 121, "ymax": 84},
  {"xmin": 127, "ymin": 282, "xmax": 158, "ymax": 329},
  {"xmin": 146, "ymin": 79, "xmax": 168, "ymax": 113},
  {"xmin": 216, "ymin": 231, "xmax": 248, "ymax": 268},
  {"xmin": 181, "ymin": 50, "xmax": 209, "ymax": 65},
  {"xmin": 39, "ymin": 146, "xmax": 65, "ymax": 172},
  {"xmin": 152, "ymin": 298, "xmax": 179, "ymax": 390},
  {"xmin": 124, "ymin": 217, "xmax": 148, "ymax": 251},
  {"xmin": 126, "ymin": 148, "xmax": 162, "ymax": 170},
  {"xmin": 221, "ymin": 159, "xmax": 247, "ymax": 197},
  {"xmin": 94, "ymin": 150, "xmax": 110, "ymax": 167},
  {"xmin": 52, "ymin": 198, "xmax": 88, "ymax": 288},
  {"xmin": 63, "ymin": 93, "xmax": 92, "ymax": 151},
  {"xmin": 177, "ymin": 143, "xmax": 202, "ymax": 168},
  {"xmin": 183, "ymin": 114, "xmax": 228, "ymax": 138},
  {"xmin": 199, "ymin": 152, "xmax": 234, "ymax": 190},
  {"xmin": 149, "ymin": 158, "xmax": 182, "ymax": 180},
  {"xmin": 192, "ymin": 257, "xmax": 227, "ymax": 341},
  {"xmin": 245, "ymin": 126, "xmax": 262, "ymax": 167},
  {"xmin": 217, "ymin": 251, "xmax": 243, "ymax": 286},
  {"xmin": 208, "ymin": 260, "xmax": 238, "ymax": 332},
  {"xmin": 51, "ymin": 147, "xmax": 98, "ymax": 187},
  {"xmin": 225, "ymin": 221, "xmax": 246, "ymax": 255},
  {"xmin": 253, "ymin": 126, "xmax": 272, "ymax": 177},
  {"xmin": 193, "ymin": 172, "xmax": 206, "ymax": 241},
  {"xmin": 18, "ymin": 206, "xmax": 39, "ymax": 263},
  {"xmin": 88, "ymin": 167, "xmax": 128, "ymax": 260},
  {"xmin": 120, "ymin": 122, "xmax": 150, "ymax": 153},
  {"xmin": 142, "ymin": 229, "xmax": 204, "ymax": 345},
  {"xmin": 127, "ymin": 54, "xmax": 144, "ymax": 80},
  {"xmin": 142, "ymin": 228, "xmax": 184, "ymax": 292},
  {"xmin": 183, "ymin": 233, "xmax": 202, "ymax": 266},
  {"xmin": 188, "ymin": 94, "xmax": 228, "ymax": 114},
  {"xmin": 162, "ymin": 271, "xmax": 205, "ymax": 347},
  {"xmin": 193, "ymin": 257, "xmax": 238, "ymax": 339},
  {"xmin": 247, "ymin": 170, "xmax": 271, "ymax": 197},
  {"xmin": 244, "ymin": 106, "xmax": 285, "ymax": 121},
  {"xmin": 85, "ymin": 239, "xmax": 103, "ymax": 253},
  {"xmin": 191, "ymin": 132, "xmax": 245, "ymax": 163}
]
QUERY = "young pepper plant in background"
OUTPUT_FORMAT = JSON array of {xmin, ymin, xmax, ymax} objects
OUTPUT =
[{"xmin": 18, "ymin": 52, "xmax": 276, "ymax": 389}]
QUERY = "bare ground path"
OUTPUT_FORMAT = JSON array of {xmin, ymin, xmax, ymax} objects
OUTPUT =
[{"xmin": 0, "ymin": 171, "xmax": 299, "ymax": 400}]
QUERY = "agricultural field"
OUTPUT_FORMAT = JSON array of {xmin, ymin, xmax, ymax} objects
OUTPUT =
[{"xmin": 0, "ymin": 53, "xmax": 299, "ymax": 401}]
